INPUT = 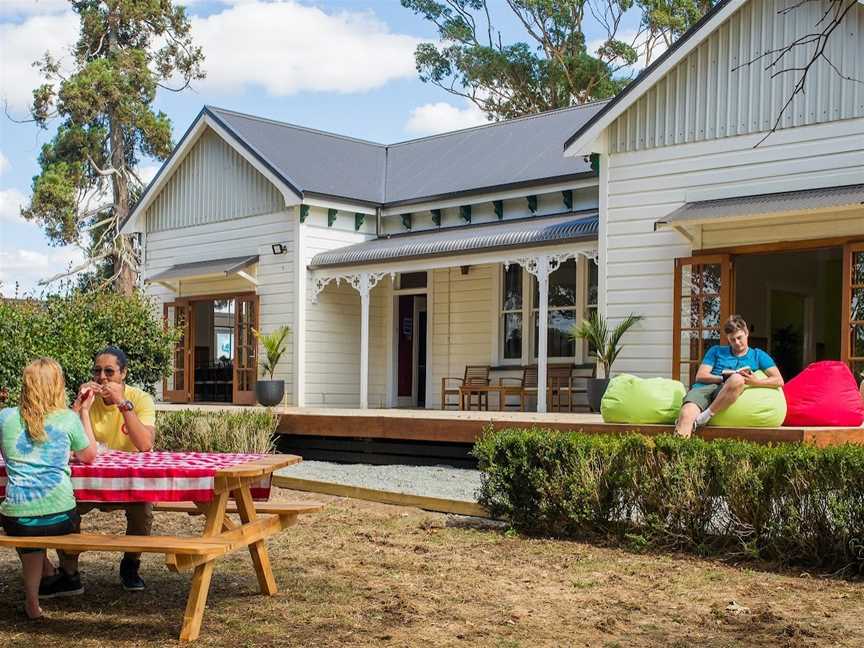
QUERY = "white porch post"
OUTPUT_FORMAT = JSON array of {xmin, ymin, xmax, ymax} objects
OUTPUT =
[
  {"xmin": 358, "ymin": 272, "xmax": 371, "ymax": 409},
  {"xmin": 536, "ymin": 255, "xmax": 550, "ymax": 413}
]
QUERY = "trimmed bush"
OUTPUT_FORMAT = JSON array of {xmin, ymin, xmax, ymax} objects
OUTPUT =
[
  {"xmin": 0, "ymin": 289, "xmax": 178, "ymax": 405},
  {"xmin": 155, "ymin": 409, "xmax": 278, "ymax": 454},
  {"xmin": 473, "ymin": 427, "xmax": 864, "ymax": 573},
  {"xmin": 600, "ymin": 374, "xmax": 685, "ymax": 424}
]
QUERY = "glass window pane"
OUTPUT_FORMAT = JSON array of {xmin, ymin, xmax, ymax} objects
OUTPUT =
[
  {"xmin": 853, "ymin": 252, "xmax": 864, "ymax": 285},
  {"xmin": 533, "ymin": 310, "xmax": 576, "ymax": 358},
  {"xmin": 853, "ymin": 288, "xmax": 864, "ymax": 322},
  {"xmin": 699, "ymin": 263, "xmax": 721, "ymax": 294},
  {"xmin": 502, "ymin": 265, "xmax": 522, "ymax": 311},
  {"xmin": 399, "ymin": 272, "xmax": 427, "ymax": 289},
  {"xmin": 533, "ymin": 259, "xmax": 577, "ymax": 308},
  {"xmin": 587, "ymin": 259, "xmax": 598, "ymax": 306},
  {"xmin": 502, "ymin": 313, "xmax": 522, "ymax": 359},
  {"xmin": 853, "ymin": 325, "xmax": 864, "ymax": 358},
  {"xmin": 702, "ymin": 296, "xmax": 721, "ymax": 328}
]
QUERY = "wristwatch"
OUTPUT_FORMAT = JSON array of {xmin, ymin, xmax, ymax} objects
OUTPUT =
[{"xmin": 119, "ymin": 399, "xmax": 135, "ymax": 412}]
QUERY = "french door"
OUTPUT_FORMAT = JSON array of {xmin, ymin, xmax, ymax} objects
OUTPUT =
[
  {"xmin": 163, "ymin": 300, "xmax": 192, "ymax": 402},
  {"xmin": 233, "ymin": 295, "xmax": 258, "ymax": 405},
  {"xmin": 672, "ymin": 254, "xmax": 732, "ymax": 386},
  {"xmin": 842, "ymin": 242, "xmax": 864, "ymax": 381}
]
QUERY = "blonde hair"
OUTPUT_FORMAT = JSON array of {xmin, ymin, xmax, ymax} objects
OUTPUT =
[{"xmin": 19, "ymin": 358, "xmax": 67, "ymax": 443}]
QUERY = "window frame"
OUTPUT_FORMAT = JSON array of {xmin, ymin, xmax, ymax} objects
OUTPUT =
[{"xmin": 495, "ymin": 256, "xmax": 594, "ymax": 366}]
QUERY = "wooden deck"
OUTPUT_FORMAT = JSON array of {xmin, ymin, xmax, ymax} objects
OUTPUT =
[{"xmin": 273, "ymin": 407, "xmax": 864, "ymax": 448}]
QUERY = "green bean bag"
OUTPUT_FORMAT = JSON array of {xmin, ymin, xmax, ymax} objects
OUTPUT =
[
  {"xmin": 600, "ymin": 374, "xmax": 685, "ymax": 424},
  {"xmin": 709, "ymin": 371, "xmax": 787, "ymax": 428}
]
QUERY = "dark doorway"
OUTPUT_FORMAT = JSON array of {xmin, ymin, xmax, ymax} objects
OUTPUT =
[{"xmin": 396, "ymin": 294, "xmax": 428, "ymax": 407}]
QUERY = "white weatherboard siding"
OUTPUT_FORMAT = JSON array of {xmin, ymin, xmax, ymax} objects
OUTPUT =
[
  {"xmin": 608, "ymin": 0, "xmax": 864, "ymax": 153},
  {"xmin": 604, "ymin": 118, "xmax": 864, "ymax": 378},
  {"xmin": 302, "ymin": 208, "xmax": 385, "ymax": 407},
  {"xmin": 429, "ymin": 265, "xmax": 494, "ymax": 408},
  {"xmin": 145, "ymin": 128, "xmax": 285, "ymax": 232},
  {"xmin": 145, "ymin": 210, "xmax": 295, "ymax": 401}
]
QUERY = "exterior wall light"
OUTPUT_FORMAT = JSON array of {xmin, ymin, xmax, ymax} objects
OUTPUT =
[{"xmin": 271, "ymin": 243, "xmax": 287, "ymax": 255}]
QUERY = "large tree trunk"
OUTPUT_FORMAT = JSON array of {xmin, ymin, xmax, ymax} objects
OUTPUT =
[{"xmin": 108, "ymin": 7, "xmax": 135, "ymax": 296}]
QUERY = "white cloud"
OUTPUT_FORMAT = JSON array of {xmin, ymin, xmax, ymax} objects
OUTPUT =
[
  {"xmin": 404, "ymin": 101, "xmax": 488, "ymax": 136},
  {"xmin": 0, "ymin": 151, "xmax": 9, "ymax": 176},
  {"xmin": 0, "ymin": 187, "xmax": 27, "ymax": 224},
  {"xmin": 0, "ymin": 0, "xmax": 69, "ymax": 17},
  {"xmin": 0, "ymin": 245, "xmax": 86, "ymax": 297},
  {"xmin": 0, "ymin": 11, "xmax": 78, "ymax": 112},
  {"xmin": 191, "ymin": 1, "xmax": 421, "ymax": 95}
]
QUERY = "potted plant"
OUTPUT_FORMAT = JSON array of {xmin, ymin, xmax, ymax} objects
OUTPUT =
[
  {"xmin": 252, "ymin": 325, "xmax": 291, "ymax": 407},
  {"xmin": 571, "ymin": 312, "xmax": 643, "ymax": 412}
]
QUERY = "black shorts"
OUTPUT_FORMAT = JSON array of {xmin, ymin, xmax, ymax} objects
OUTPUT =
[{"xmin": 1, "ymin": 509, "xmax": 81, "ymax": 554}]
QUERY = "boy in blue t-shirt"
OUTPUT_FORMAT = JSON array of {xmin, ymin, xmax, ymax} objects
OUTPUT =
[{"xmin": 675, "ymin": 315, "xmax": 784, "ymax": 437}]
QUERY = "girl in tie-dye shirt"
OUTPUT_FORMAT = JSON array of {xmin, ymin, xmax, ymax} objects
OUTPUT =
[{"xmin": 0, "ymin": 358, "xmax": 96, "ymax": 619}]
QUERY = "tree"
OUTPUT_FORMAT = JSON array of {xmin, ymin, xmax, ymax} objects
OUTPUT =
[
  {"xmin": 22, "ymin": 0, "xmax": 204, "ymax": 295},
  {"xmin": 401, "ymin": 0, "xmax": 715, "ymax": 120}
]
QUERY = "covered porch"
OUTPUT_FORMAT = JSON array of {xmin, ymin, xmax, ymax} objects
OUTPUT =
[{"xmin": 305, "ymin": 213, "xmax": 599, "ymax": 413}]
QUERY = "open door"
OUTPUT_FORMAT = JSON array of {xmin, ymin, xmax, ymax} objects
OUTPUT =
[
  {"xmin": 163, "ymin": 300, "xmax": 192, "ymax": 402},
  {"xmin": 233, "ymin": 295, "xmax": 259, "ymax": 405},
  {"xmin": 673, "ymin": 254, "xmax": 732, "ymax": 386},
  {"xmin": 842, "ymin": 242, "xmax": 864, "ymax": 382}
]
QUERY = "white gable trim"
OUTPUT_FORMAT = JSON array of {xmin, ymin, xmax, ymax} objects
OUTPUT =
[
  {"xmin": 121, "ymin": 114, "xmax": 301, "ymax": 234},
  {"xmin": 563, "ymin": 0, "xmax": 747, "ymax": 157}
]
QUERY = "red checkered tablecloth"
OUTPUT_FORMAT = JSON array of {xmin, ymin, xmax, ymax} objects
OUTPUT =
[{"xmin": 0, "ymin": 450, "xmax": 273, "ymax": 503}]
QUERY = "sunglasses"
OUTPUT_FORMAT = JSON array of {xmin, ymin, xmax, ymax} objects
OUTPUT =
[{"xmin": 91, "ymin": 367, "xmax": 118, "ymax": 378}]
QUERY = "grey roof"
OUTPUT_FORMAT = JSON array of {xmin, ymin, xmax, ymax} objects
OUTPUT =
[
  {"xmin": 147, "ymin": 255, "xmax": 258, "ymax": 282},
  {"xmin": 206, "ymin": 102, "xmax": 605, "ymax": 207},
  {"xmin": 207, "ymin": 107, "xmax": 386, "ymax": 204},
  {"xmin": 656, "ymin": 184, "xmax": 864, "ymax": 228},
  {"xmin": 309, "ymin": 213, "xmax": 598, "ymax": 269}
]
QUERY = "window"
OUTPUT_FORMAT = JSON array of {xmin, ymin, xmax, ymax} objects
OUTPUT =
[
  {"xmin": 532, "ymin": 259, "xmax": 577, "ymax": 358},
  {"xmin": 585, "ymin": 259, "xmax": 599, "ymax": 355},
  {"xmin": 397, "ymin": 272, "xmax": 427, "ymax": 290},
  {"xmin": 500, "ymin": 264, "xmax": 523, "ymax": 359}
]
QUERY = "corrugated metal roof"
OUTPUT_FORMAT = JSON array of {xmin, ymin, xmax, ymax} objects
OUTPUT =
[
  {"xmin": 656, "ymin": 184, "xmax": 864, "ymax": 227},
  {"xmin": 309, "ymin": 214, "xmax": 598, "ymax": 269},
  {"xmin": 207, "ymin": 102, "xmax": 605, "ymax": 207},
  {"xmin": 147, "ymin": 255, "xmax": 258, "ymax": 282},
  {"xmin": 383, "ymin": 103, "xmax": 605, "ymax": 205}
]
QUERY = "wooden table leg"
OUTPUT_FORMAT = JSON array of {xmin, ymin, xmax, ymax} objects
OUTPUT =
[
  {"xmin": 233, "ymin": 485, "xmax": 278, "ymax": 596},
  {"xmin": 179, "ymin": 491, "xmax": 228, "ymax": 641}
]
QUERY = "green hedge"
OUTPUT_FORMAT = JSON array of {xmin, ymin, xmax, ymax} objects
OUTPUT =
[
  {"xmin": 0, "ymin": 289, "xmax": 178, "ymax": 405},
  {"xmin": 473, "ymin": 428, "xmax": 864, "ymax": 574},
  {"xmin": 155, "ymin": 409, "xmax": 278, "ymax": 454}
]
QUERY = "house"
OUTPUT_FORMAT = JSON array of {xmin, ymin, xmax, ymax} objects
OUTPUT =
[{"xmin": 123, "ymin": 0, "xmax": 863, "ymax": 412}]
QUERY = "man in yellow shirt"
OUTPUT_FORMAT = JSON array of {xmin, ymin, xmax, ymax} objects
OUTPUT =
[{"xmin": 43, "ymin": 347, "xmax": 156, "ymax": 598}]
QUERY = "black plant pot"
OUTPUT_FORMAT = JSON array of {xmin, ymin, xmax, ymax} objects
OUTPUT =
[
  {"xmin": 255, "ymin": 380, "xmax": 285, "ymax": 407},
  {"xmin": 587, "ymin": 377, "xmax": 611, "ymax": 413}
]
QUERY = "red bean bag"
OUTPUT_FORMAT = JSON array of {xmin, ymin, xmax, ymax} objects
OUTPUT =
[{"xmin": 782, "ymin": 361, "xmax": 864, "ymax": 427}]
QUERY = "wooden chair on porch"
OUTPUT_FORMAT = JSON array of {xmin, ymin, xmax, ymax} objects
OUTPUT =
[
  {"xmin": 441, "ymin": 365, "xmax": 490, "ymax": 410},
  {"xmin": 499, "ymin": 366, "xmax": 538, "ymax": 411},
  {"xmin": 548, "ymin": 363, "xmax": 596, "ymax": 412}
]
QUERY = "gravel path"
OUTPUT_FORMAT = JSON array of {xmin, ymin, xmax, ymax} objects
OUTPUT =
[{"xmin": 276, "ymin": 460, "xmax": 483, "ymax": 503}]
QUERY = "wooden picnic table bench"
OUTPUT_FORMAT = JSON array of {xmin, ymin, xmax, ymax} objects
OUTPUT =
[{"xmin": 0, "ymin": 451, "xmax": 324, "ymax": 642}]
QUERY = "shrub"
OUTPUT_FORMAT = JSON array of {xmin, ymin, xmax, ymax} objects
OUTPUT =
[
  {"xmin": 155, "ymin": 409, "xmax": 278, "ymax": 454},
  {"xmin": 0, "ymin": 289, "xmax": 178, "ymax": 405},
  {"xmin": 473, "ymin": 428, "xmax": 864, "ymax": 574}
]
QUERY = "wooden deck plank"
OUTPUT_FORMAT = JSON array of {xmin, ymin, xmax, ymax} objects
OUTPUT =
[{"xmin": 274, "ymin": 408, "xmax": 864, "ymax": 447}]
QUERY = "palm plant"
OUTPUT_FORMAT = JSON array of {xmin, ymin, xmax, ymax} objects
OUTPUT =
[
  {"xmin": 252, "ymin": 325, "xmax": 291, "ymax": 380},
  {"xmin": 571, "ymin": 312, "xmax": 643, "ymax": 378}
]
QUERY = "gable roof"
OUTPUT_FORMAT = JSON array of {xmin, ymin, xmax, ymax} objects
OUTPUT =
[
  {"xmin": 563, "ymin": 0, "xmax": 743, "ymax": 155},
  {"xmin": 126, "ymin": 100, "xmax": 606, "ymax": 231}
]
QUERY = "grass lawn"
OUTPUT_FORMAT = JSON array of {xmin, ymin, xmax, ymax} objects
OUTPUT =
[{"xmin": 1, "ymin": 489, "xmax": 861, "ymax": 647}]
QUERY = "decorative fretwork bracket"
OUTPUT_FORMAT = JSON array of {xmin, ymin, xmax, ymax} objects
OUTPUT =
[{"xmin": 310, "ymin": 271, "xmax": 393, "ymax": 303}]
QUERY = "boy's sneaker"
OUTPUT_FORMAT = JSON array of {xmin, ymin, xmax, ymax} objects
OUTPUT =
[
  {"xmin": 39, "ymin": 570, "xmax": 84, "ymax": 599},
  {"xmin": 119, "ymin": 557, "xmax": 145, "ymax": 591}
]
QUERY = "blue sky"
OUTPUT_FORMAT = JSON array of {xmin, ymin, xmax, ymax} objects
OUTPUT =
[{"xmin": 0, "ymin": 1, "xmax": 643, "ymax": 296}]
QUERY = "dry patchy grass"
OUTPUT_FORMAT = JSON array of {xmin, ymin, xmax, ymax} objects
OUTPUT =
[{"xmin": 1, "ymin": 489, "xmax": 862, "ymax": 647}]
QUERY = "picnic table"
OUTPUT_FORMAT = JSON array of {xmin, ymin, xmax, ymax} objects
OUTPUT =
[{"xmin": 0, "ymin": 450, "xmax": 323, "ymax": 641}]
